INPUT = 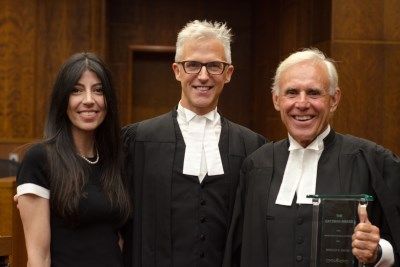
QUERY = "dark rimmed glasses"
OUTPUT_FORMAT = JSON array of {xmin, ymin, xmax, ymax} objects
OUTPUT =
[{"xmin": 177, "ymin": 61, "xmax": 230, "ymax": 75}]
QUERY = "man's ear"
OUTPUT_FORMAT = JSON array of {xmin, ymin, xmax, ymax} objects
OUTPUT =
[
  {"xmin": 330, "ymin": 87, "xmax": 341, "ymax": 112},
  {"xmin": 272, "ymin": 92, "xmax": 280, "ymax": 111},
  {"xmin": 224, "ymin": 65, "xmax": 234, "ymax": 83},
  {"xmin": 172, "ymin": 63, "xmax": 181, "ymax": 81}
]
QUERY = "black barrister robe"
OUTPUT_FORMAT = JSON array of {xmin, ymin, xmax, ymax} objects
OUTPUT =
[
  {"xmin": 223, "ymin": 130, "xmax": 400, "ymax": 267},
  {"xmin": 121, "ymin": 109, "xmax": 266, "ymax": 267}
]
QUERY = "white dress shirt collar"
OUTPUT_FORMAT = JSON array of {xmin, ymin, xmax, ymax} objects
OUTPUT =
[
  {"xmin": 288, "ymin": 125, "xmax": 330, "ymax": 151},
  {"xmin": 177, "ymin": 103, "xmax": 224, "ymax": 183},
  {"xmin": 276, "ymin": 125, "xmax": 331, "ymax": 206},
  {"xmin": 177, "ymin": 103, "xmax": 217, "ymax": 123}
]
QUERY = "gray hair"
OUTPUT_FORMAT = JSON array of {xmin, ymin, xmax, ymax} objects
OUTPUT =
[
  {"xmin": 271, "ymin": 48, "xmax": 338, "ymax": 95},
  {"xmin": 175, "ymin": 20, "xmax": 232, "ymax": 63}
]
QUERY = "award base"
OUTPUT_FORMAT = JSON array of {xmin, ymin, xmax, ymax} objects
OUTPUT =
[{"xmin": 307, "ymin": 194, "xmax": 373, "ymax": 267}]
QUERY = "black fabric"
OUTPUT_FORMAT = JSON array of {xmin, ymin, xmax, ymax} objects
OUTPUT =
[
  {"xmin": 223, "ymin": 130, "xmax": 400, "ymax": 267},
  {"xmin": 170, "ymin": 119, "xmax": 230, "ymax": 266},
  {"xmin": 17, "ymin": 144, "xmax": 123, "ymax": 267},
  {"xmin": 121, "ymin": 109, "xmax": 266, "ymax": 267},
  {"xmin": 266, "ymin": 156, "xmax": 314, "ymax": 267},
  {"xmin": 266, "ymin": 202, "xmax": 313, "ymax": 267}
]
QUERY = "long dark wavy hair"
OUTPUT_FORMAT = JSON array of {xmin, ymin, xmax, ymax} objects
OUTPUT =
[{"xmin": 43, "ymin": 52, "xmax": 130, "ymax": 223}]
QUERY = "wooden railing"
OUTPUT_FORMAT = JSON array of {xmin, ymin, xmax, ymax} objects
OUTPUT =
[{"xmin": 0, "ymin": 177, "xmax": 26, "ymax": 267}]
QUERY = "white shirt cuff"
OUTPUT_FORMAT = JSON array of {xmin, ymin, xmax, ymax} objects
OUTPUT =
[
  {"xmin": 16, "ymin": 183, "xmax": 50, "ymax": 199},
  {"xmin": 375, "ymin": 238, "xmax": 394, "ymax": 267}
]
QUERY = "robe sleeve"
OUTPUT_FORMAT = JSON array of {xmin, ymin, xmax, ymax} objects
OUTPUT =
[
  {"xmin": 223, "ymin": 160, "xmax": 250, "ymax": 267},
  {"xmin": 379, "ymin": 146, "xmax": 400, "ymax": 265},
  {"xmin": 120, "ymin": 123, "xmax": 140, "ymax": 267},
  {"xmin": 358, "ymin": 142, "xmax": 400, "ymax": 266},
  {"xmin": 223, "ymin": 142, "xmax": 274, "ymax": 267}
]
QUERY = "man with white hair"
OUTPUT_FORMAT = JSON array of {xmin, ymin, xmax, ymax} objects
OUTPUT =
[
  {"xmin": 122, "ymin": 20, "xmax": 265, "ymax": 267},
  {"xmin": 224, "ymin": 48, "xmax": 400, "ymax": 267}
]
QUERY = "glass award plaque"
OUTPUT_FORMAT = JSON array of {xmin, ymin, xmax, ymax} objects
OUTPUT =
[{"xmin": 306, "ymin": 194, "xmax": 373, "ymax": 267}]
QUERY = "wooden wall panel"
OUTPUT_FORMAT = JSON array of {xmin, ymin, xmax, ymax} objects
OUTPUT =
[
  {"xmin": 332, "ymin": 43, "xmax": 386, "ymax": 143},
  {"xmin": 331, "ymin": 1, "xmax": 400, "ymax": 154},
  {"xmin": 0, "ymin": 0, "xmax": 106, "ymax": 159},
  {"xmin": 333, "ymin": 0, "xmax": 384, "ymax": 40},
  {"xmin": 128, "ymin": 46, "xmax": 178, "ymax": 122},
  {"xmin": 384, "ymin": 0, "xmax": 400, "ymax": 40},
  {"xmin": 333, "ymin": 0, "xmax": 400, "ymax": 41},
  {"xmin": 278, "ymin": 0, "xmax": 331, "ymax": 59},
  {"xmin": 34, "ymin": 0, "xmax": 107, "ymax": 137},
  {"xmin": 332, "ymin": 43, "xmax": 400, "ymax": 154},
  {"xmin": 279, "ymin": 2, "xmax": 300, "ymax": 57},
  {"xmin": 252, "ymin": 0, "xmax": 333, "ymax": 141},
  {"xmin": 0, "ymin": 0, "xmax": 37, "ymax": 140},
  {"xmin": 381, "ymin": 46, "xmax": 400, "ymax": 151},
  {"xmin": 251, "ymin": 0, "xmax": 280, "ymax": 138}
]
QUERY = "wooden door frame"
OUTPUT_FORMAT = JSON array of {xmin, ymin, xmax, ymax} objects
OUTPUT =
[{"xmin": 126, "ymin": 45, "xmax": 175, "ymax": 123}]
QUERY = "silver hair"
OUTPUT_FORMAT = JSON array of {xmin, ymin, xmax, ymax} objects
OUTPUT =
[
  {"xmin": 175, "ymin": 20, "xmax": 232, "ymax": 63},
  {"xmin": 271, "ymin": 48, "xmax": 338, "ymax": 95}
]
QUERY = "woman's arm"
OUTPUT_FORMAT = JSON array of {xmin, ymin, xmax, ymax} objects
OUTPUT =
[
  {"xmin": 118, "ymin": 232, "xmax": 124, "ymax": 251},
  {"xmin": 18, "ymin": 194, "xmax": 51, "ymax": 267}
]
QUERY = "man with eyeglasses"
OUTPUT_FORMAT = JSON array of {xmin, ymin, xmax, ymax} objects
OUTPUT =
[
  {"xmin": 223, "ymin": 48, "xmax": 400, "ymax": 267},
  {"xmin": 122, "ymin": 20, "xmax": 265, "ymax": 267}
]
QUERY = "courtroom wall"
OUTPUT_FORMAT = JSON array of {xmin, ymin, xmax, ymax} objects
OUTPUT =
[
  {"xmin": 1, "ymin": 0, "xmax": 399, "ymax": 158},
  {"xmin": 0, "ymin": 0, "xmax": 106, "ymax": 158},
  {"xmin": 331, "ymin": 0, "xmax": 400, "ymax": 155}
]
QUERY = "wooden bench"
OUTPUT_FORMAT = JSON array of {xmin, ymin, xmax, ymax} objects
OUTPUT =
[
  {"xmin": 0, "ymin": 236, "xmax": 12, "ymax": 267},
  {"xmin": 0, "ymin": 177, "xmax": 26, "ymax": 267}
]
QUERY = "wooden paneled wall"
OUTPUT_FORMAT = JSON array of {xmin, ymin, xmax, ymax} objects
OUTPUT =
[
  {"xmin": 252, "ymin": 0, "xmax": 332, "ymax": 141},
  {"xmin": 1, "ymin": 1, "xmax": 399, "ymax": 158},
  {"xmin": 331, "ymin": 0, "xmax": 400, "ymax": 155},
  {"xmin": 252, "ymin": 0, "xmax": 400, "ymax": 155},
  {"xmin": 0, "ymin": 0, "xmax": 106, "ymax": 158},
  {"xmin": 251, "ymin": 1, "xmax": 281, "ymax": 138}
]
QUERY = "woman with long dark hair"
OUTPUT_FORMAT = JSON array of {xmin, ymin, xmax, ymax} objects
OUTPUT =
[{"xmin": 16, "ymin": 52, "xmax": 131, "ymax": 267}]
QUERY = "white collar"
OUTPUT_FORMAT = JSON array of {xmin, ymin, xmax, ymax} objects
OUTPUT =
[
  {"xmin": 275, "ymin": 125, "xmax": 331, "ymax": 206},
  {"xmin": 177, "ymin": 102, "xmax": 223, "ymax": 182},
  {"xmin": 287, "ymin": 125, "xmax": 331, "ymax": 151},
  {"xmin": 177, "ymin": 102, "xmax": 217, "ymax": 123}
]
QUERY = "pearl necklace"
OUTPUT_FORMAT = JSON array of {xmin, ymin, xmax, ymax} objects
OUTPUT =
[{"xmin": 79, "ymin": 148, "xmax": 99, "ymax": 165}]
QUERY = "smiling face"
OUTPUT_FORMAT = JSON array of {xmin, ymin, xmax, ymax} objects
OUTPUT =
[
  {"xmin": 67, "ymin": 70, "xmax": 107, "ymax": 139},
  {"xmin": 272, "ymin": 60, "xmax": 341, "ymax": 147},
  {"xmin": 172, "ymin": 38, "xmax": 234, "ymax": 115}
]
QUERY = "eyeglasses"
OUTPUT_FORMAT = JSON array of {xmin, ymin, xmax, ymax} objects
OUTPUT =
[{"xmin": 177, "ymin": 61, "xmax": 230, "ymax": 75}]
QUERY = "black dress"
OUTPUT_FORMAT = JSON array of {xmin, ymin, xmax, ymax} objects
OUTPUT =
[{"xmin": 17, "ymin": 144, "xmax": 124, "ymax": 267}]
